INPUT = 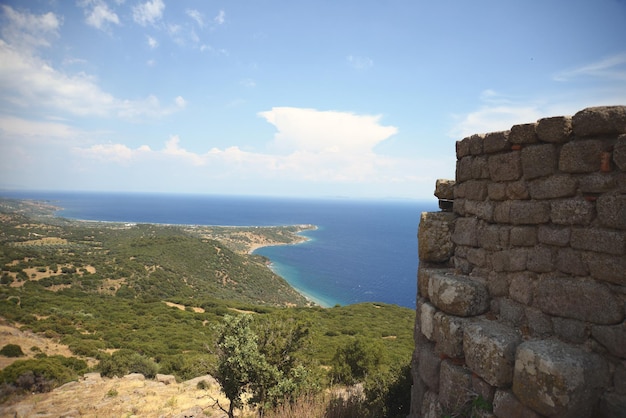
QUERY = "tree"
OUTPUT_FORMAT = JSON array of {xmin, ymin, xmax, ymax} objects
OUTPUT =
[{"xmin": 330, "ymin": 337, "xmax": 386, "ymax": 385}]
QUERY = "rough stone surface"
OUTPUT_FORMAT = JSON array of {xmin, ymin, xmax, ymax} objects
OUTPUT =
[
  {"xmin": 525, "ymin": 307, "xmax": 553, "ymax": 337},
  {"xmin": 493, "ymin": 389, "xmax": 543, "ymax": 418},
  {"xmin": 418, "ymin": 342, "xmax": 441, "ymax": 392},
  {"xmin": 559, "ymin": 139, "xmax": 606, "ymax": 173},
  {"xmin": 584, "ymin": 252, "xmax": 626, "ymax": 285},
  {"xmin": 428, "ymin": 272, "xmax": 490, "ymax": 317},
  {"xmin": 536, "ymin": 115, "xmax": 572, "ymax": 143},
  {"xmin": 598, "ymin": 393, "xmax": 626, "ymax": 418},
  {"xmin": 419, "ymin": 211, "xmax": 457, "ymax": 263},
  {"xmin": 513, "ymin": 339, "xmax": 610, "ymax": 418},
  {"xmin": 421, "ymin": 390, "xmax": 443, "ymax": 418},
  {"xmin": 464, "ymin": 320, "xmax": 521, "ymax": 387},
  {"xmin": 509, "ymin": 123, "xmax": 539, "ymax": 145},
  {"xmin": 597, "ymin": 194, "xmax": 626, "ymax": 230},
  {"xmin": 534, "ymin": 277, "xmax": 624, "ymax": 324},
  {"xmin": 464, "ymin": 200, "xmax": 494, "ymax": 222},
  {"xmin": 510, "ymin": 226, "xmax": 538, "ymax": 247},
  {"xmin": 488, "ymin": 182, "xmax": 507, "ymax": 201},
  {"xmin": 452, "ymin": 217, "xmax": 480, "ymax": 247},
  {"xmin": 419, "ymin": 299, "xmax": 437, "ymax": 341},
  {"xmin": 491, "ymin": 248, "xmax": 527, "ymax": 272},
  {"xmin": 572, "ymin": 105, "xmax": 626, "ymax": 137},
  {"xmin": 434, "ymin": 311, "xmax": 466, "ymax": 358},
  {"xmin": 488, "ymin": 152, "xmax": 522, "ymax": 181},
  {"xmin": 483, "ymin": 131, "xmax": 510, "ymax": 153},
  {"xmin": 571, "ymin": 227, "xmax": 626, "ymax": 255},
  {"xmin": 505, "ymin": 180, "xmax": 529, "ymax": 200},
  {"xmin": 156, "ymin": 374, "xmax": 177, "ymax": 385},
  {"xmin": 439, "ymin": 360, "xmax": 472, "ymax": 412},
  {"xmin": 552, "ymin": 317, "xmax": 587, "ymax": 344},
  {"xmin": 521, "ymin": 144, "xmax": 557, "ymax": 179},
  {"xmin": 591, "ymin": 323, "xmax": 626, "ymax": 358},
  {"xmin": 509, "ymin": 200, "xmax": 550, "ymax": 225},
  {"xmin": 537, "ymin": 225, "xmax": 570, "ymax": 246},
  {"xmin": 550, "ymin": 198, "xmax": 595, "ymax": 225},
  {"xmin": 435, "ymin": 179, "xmax": 456, "ymax": 200},
  {"xmin": 509, "ymin": 272, "xmax": 534, "ymax": 305},
  {"xmin": 614, "ymin": 134, "xmax": 626, "ymax": 170},
  {"xmin": 499, "ymin": 298, "xmax": 525, "ymax": 327},
  {"xmin": 526, "ymin": 246, "xmax": 554, "ymax": 273},
  {"xmin": 528, "ymin": 175, "xmax": 578, "ymax": 199},
  {"xmin": 457, "ymin": 156, "xmax": 473, "ymax": 182},
  {"xmin": 555, "ymin": 248, "xmax": 589, "ymax": 276}
]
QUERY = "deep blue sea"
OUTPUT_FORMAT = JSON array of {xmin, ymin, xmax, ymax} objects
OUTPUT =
[{"xmin": 1, "ymin": 191, "xmax": 437, "ymax": 308}]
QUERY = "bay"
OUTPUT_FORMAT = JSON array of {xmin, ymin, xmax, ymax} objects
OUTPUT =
[{"xmin": 1, "ymin": 191, "xmax": 437, "ymax": 308}]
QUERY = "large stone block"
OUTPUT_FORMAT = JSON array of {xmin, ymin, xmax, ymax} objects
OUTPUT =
[
  {"xmin": 434, "ymin": 311, "xmax": 466, "ymax": 358},
  {"xmin": 419, "ymin": 299, "xmax": 437, "ymax": 341},
  {"xmin": 464, "ymin": 320, "xmax": 521, "ymax": 387},
  {"xmin": 491, "ymin": 248, "xmax": 527, "ymax": 272},
  {"xmin": 505, "ymin": 180, "xmax": 529, "ymax": 200},
  {"xmin": 572, "ymin": 105, "xmax": 626, "ymax": 137},
  {"xmin": 488, "ymin": 152, "xmax": 522, "ymax": 181},
  {"xmin": 428, "ymin": 272, "xmax": 490, "ymax": 317},
  {"xmin": 418, "ymin": 342, "xmax": 441, "ymax": 392},
  {"xmin": 597, "ymin": 194, "xmax": 626, "ymax": 230},
  {"xmin": 509, "ymin": 272, "xmax": 534, "ymax": 305},
  {"xmin": 536, "ymin": 115, "xmax": 572, "ymax": 143},
  {"xmin": 509, "ymin": 200, "xmax": 550, "ymax": 225},
  {"xmin": 555, "ymin": 248, "xmax": 589, "ymax": 276},
  {"xmin": 421, "ymin": 390, "xmax": 443, "ymax": 418},
  {"xmin": 493, "ymin": 390, "xmax": 543, "ymax": 418},
  {"xmin": 456, "ymin": 180, "xmax": 489, "ymax": 201},
  {"xmin": 478, "ymin": 223, "xmax": 509, "ymax": 251},
  {"xmin": 464, "ymin": 200, "xmax": 494, "ymax": 222},
  {"xmin": 552, "ymin": 317, "xmax": 587, "ymax": 344},
  {"xmin": 521, "ymin": 144, "xmax": 557, "ymax": 179},
  {"xmin": 528, "ymin": 175, "xmax": 578, "ymax": 199},
  {"xmin": 452, "ymin": 217, "xmax": 480, "ymax": 247},
  {"xmin": 457, "ymin": 156, "xmax": 473, "ymax": 182},
  {"xmin": 439, "ymin": 360, "xmax": 472, "ymax": 412},
  {"xmin": 509, "ymin": 123, "xmax": 539, "ymax": 144},
  {"xmin": 513, "ymin": 340, "xmax": 610, "ymax": 418},
  {"xmin": 559, "ymin": 139, "xmax": 606, "ymax": 173},
  {"xmin": 584, "ymin": 252, "xmax": 626, "ymax": 285},
  {"xmin": 537, "ymin": 225, "xmax": 570, "ymax": 246},
  {"xmin": 571, "ymin": 227, "xmax": 625, "ymax": 255},
  {"xmin": 526, "ymin": 245, "xmax": 554, "ymax": 273},
  {"xmin": 534, "ymin": 277, "xmax": 624, "ymax": 324},
  {"xmin": 509, "ymin": 226, "xmax": 536, "ymax": 246},
  {"xmin": 418, "ymin": 211, "xmax": 456, "ymax": 263},
  {"xmin": 471, "ymin": 155, "xmax": 490, "ymax": 179},
  {"xmin": 525, "ymin": 307, "xmax": 553, "ymax": 337},
  {"xmin": 483, "ymin": 130, "xmax": 510, "ymax": 153},
  {"xmin": 591, "ymin": 322, "xmax": 626, "ymax": 358},
  {"xmin": 435, "ymin": 179, "xmax": 456, "ymax": 200},
  {"xmin": 550, "ymin": 198, "xmax": 595, "ymax": 225}
]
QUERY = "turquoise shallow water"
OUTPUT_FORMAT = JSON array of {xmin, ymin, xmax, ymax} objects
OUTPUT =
[{"xmin": 2, "ymin": 191, "xmax": 437, "ymax": 308}]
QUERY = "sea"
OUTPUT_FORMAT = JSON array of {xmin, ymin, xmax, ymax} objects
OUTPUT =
[{"xmin": 1, "ymin": 191, "xmax": 437, "ymax": 309}]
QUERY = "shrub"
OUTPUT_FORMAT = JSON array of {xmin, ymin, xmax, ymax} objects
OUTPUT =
[
  {"xmin": 98, "ymin": 349, "xmax": 158, "ymax": 378},
  {"xmin": 0, "ymin": 356, "xmax": 87, "ymax": 393},
  {"xmin": 0, "ymin": 344, "xmax": 25, "ymax": 358}
]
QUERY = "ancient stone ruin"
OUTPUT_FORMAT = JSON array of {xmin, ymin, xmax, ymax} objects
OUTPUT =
[{"xmin": 410, "ymin": 106, "xmax": 626, "ymax": 418}]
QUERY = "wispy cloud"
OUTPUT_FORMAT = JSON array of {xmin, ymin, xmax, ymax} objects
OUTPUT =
[
  {"xmin": 347, "ymin": 55, "xmax": 373, "ymax": 70},
  {"xmin": 554, "ymin": 52, "xmax": 626, "ymax": 82},
  {"xmin": 80, "ymin": 0, "xmax": 120, "ymax": 31},
  {"xmin": 132, "ymin": 0, "xmax": 165, "ymax": 26},
  {"xmin": 0, "ymin": 5, "xmax": 61, "ymax": 50},
  {"xmin": 214, "ymin": 10, "xmax": 226, "ymax": 25},
  {"xmin": 186, "ymin": 9, "xmax": 204, "ymax": 28},
  {"xmin": 147, "ymin": 35, "xmax": 158, "ymax": 49}
]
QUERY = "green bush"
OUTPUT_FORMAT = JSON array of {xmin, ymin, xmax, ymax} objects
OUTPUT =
[
  {"xmin": 0, "ymin": 344, "xmax": 25, "ymax": 358},
  {"xmin": 0, "ymin": 355, "xmax": 87, "ymax": 393},
  {"xmin": 98, "ymin": 349, "xmax": 158, "ymax": 378}
]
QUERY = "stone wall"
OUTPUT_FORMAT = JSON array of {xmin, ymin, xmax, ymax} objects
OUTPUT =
[{"xmin": 410, "ymin": 106, "xmax": 626, "ymax": 418}]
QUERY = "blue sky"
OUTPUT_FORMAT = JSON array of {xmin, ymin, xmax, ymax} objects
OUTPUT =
[{"xmin": 1, "ymin": 0, "xmax": 625, "ymax": 199}]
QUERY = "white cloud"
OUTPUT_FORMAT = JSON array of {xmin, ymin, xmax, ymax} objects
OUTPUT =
[
  {"xmin": 258, "ymin": 107, "xmax": 397, "ymax": 154},
  {"xmin": 186, "ymin": 9, "xmax": 204, "ymax": 27},
  {"xmin": 132, "ymin": 0, "xmax": 165, "ymax": 26},
  {"xmin": 174, "ymin": 96, "xmax": 186, "ymax": 108},
  {"xmin": 554, "ymin": 52, "xmax": 626, "ymax": 82},
  {"xmin": 147, "ymin": 35, "xmax": 158, "ymax": 48},
  {"xmin": 0, "ymin": 5, "xmax": 61, "ymax": 50},
  {"xmin": 347, "ymin": 55, "xmax": 373, "ymax": 70},
  {"xmin": 450, "ymin": 104, "xmax": 542, "ymax": 138},
  {"xmin": 81, "ymin": 0, "xmax": 120, "ymax": 31},
  {"xmin": 214, "ymin": 10, "xmax": 225, "ymax": 25}
]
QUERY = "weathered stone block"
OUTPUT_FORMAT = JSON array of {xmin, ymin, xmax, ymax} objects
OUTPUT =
[
  {"xmin": 439, "ymin": 360, "xmax": 472, "ymax": 411},
  {"xmin": 534, "ymin": 277, "xmax": 624, "ymax": 324},
  {"xmin": 493, "ymin": 201, "xmax": 512, "ymax": 223},
  {"xmin": 552, "ymin": 317, "xmax": 587, "ymax": 344},
  {"xmin": 483, "ymin": 130, "xmax": 510, "ymax": 153},
  {"xmin": 571, "ymin": 227, "xmax": 626, "ymax": 255},
  {"xmin": 505, "ymin": 181, "xmax": 529, "ymax": 200},
  {"xmin": 556, "ymin": 248, "xmax": 589, "ymax": 276},
  {"xmin": 572, "ymin": 105, "xmax": 626, "ymax": 137},
  {"xmin": 488, "ymin": 152, "xmax": 522, "ymax": 181},
  {"xmin": 418, "ymin": 342, "xmax": 441, "ymax": 391},
  {"xmin": 579, "ymin": 172, "xmax": 623, "ymax": 193},
  {"xmin": 464, "ymin": 320, "xmax": 521, "ymax": 387},
  {"xmin": 460, "ymin": 180, "xmax": 489, "ymax": 200},
  {"xmin": 584, "ymin": 252, "xmax": 626, "ymax": 285},
  {"xmin": 615, "ymin": 134, "xmax": 626, "ymax": 170},
  {"xmin": 597, "ymin": 194, "xmax": 626, "ymax": 230},
  {"xmin": 525, "ymin": 307, "xmax": 553, "ymax": 337},
  {"xmin": 453, "ymin": 198, "xmax": 466, "ymax": 216},
  {"xmin": 471, "ymin": 155, "xmax": 490, "ymax": 179},
  {"xmin": 499, "ymin": 298, "xmax": 525, "ymax": 327},
  {"xmin": 478, "ymin": 223, "xmax": 509, "ymax": 251},
  {"xmin": 513, "ymin": 339, "xmax": 610, "ymax": 418},
  {"xmin": 464, "ymin": 200, "xmax": 494, "ymax": 222},
  {"xmin": 509, "ymin": 200, "xmax": 550, "ymax": 225},
  {"xmin": 419, "ymin": 299, "xmax": 437, "ymax": 341},
  {"xmin": 435, "ymin": 179, "xmax": 455, "ymax": 200},
  {"xmin": 434, "ymin": 311, "xmax": 466, "ymax": 358},
  {"xmin": 537, "ymin": 225, "xmax": 570, "ymax": 246},
  {"xmin": 486, "ymin": 272, "xmax": 511, "ymax": 297},
  {"xmin": 526, "ymin": 246, "xmax": 554, "ymax": 273},
  {"xmin": 421, "ymin": 390, "xmax": 443, "ymax": 418},
  {"xmin": 536, "ymin": 115, "xmax": 572, "ymax": 143},
  {"xmin": 456, "ymin": 156, "xmax": 473, "ymax": 182},
  {"xmin": 550, "ymin": 198, "xmax": 595, "ymax": 225},
  {"xmin": 491, "ymin": 248, "xmax": 527, "ymax": 272},
  {"xmin": 509, "ymin": 272, "xmax": 534, "ymax": 305},
  {"xmin": 528, "ymin": 175, "xmax": 578, "ymax": 199},
  {"xmin": 598, "ymin": 393, "xmax": 626, "ymax": 418},
  {"xmin": 487, "ymin": 182, "xmax": 507, "ymax": 201},
  {"xmin": 591, "ymin": 322, "xmax": 626, "ymax": 358},
  {"xmin": 156, "ymin": 373, "xmax": 176, "ymax": 385},
  {"xmin": 468, "ymin": 133, "xmax": 485, "ymax": 155},
  {"xmin": 493, "ymin": 389, "xmax": 543, "ymax": 418},
  {"xmin": 452, "ymin": 217, "xmax": 479, "ymax": 247},
  {"xmin": 472, "ymin": 374, "xmax": 495, "ymax": 404},
  {"xmin": 615, "ymin": 363, "xmax": 626, "ymax": 395},
  {"xmin": 509, "ymin": 226, "xmax": 536, "ymax": 246},
  {"xmin": 428, "ymin": 272, "xmax": 490, "ymax": 317},
  {"xmin": 521, "ymin": 144, "xmax": 557, "ymax": 179},
  {"xmin": 418, "ymin": 268, "xmax": 434, "ymax": 298},
  {"xmin": 559, "ymin": 139, "xmax": 605, "ymax": 173},
  {"xmin": 466, "ymin": 247, "xmax": 488, "ymax": 268},
  {"xmin": 418, "ymin": 211, "xmax": 456, "ymax": 263},
  {"xmin": 509, "ymin": 123, "xmax": 538, "ymax": 144}
]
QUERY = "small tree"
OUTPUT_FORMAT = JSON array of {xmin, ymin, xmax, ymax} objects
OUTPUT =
[{"xmin": 331, "ymin": 338, "xmax": 386, "ymax": 385}]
